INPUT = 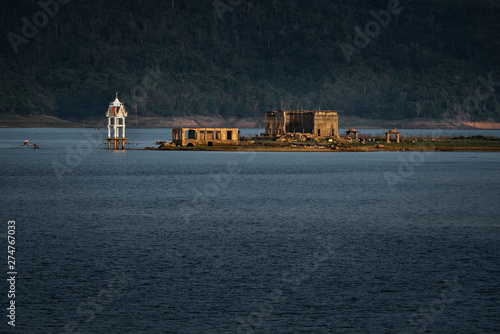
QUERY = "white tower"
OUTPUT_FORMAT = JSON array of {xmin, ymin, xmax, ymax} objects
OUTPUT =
[{"xmin": 106, "ymin": 93, "xmax": 128, "ymax": 149}]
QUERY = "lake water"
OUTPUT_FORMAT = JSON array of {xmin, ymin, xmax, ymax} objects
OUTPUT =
[{"xmin": 1, "ymin": 128, "xmax": 500, "ymax": 333}]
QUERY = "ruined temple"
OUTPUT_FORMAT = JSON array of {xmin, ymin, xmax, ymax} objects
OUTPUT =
[{"xmin": 264, "ymin": 110, "xmax": 339, "ymax": 138}]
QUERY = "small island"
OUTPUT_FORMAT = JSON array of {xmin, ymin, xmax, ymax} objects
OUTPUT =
[
  {"xmin": 152, "ymin": 134, "xmax": 500, "ymax": 152},
  {"xmin": 149, "ymin": 109, "xmax": 500, "ymax": 152}
]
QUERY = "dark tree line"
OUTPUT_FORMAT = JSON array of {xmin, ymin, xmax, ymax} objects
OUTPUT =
[{"xmin": 1, "ymin": 0, "xmax": 499, "ymax": 122}]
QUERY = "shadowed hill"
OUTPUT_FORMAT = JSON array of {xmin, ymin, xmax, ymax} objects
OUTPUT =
[{"xmin": 1, "ymin": 0, "xmax": 499, "ymax": 123}]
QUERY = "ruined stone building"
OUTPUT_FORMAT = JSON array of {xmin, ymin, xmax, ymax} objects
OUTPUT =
[
  {"xmin": 264, "ymin": 110, "xmax": 339, "ymax": 137},
  {"xmin": 172, "ymin": 127, "xmax": 239, "ymax": 147}
]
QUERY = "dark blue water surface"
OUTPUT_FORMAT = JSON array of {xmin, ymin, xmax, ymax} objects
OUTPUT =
[{"xmin": 1, "ymin": 128, "xmax": 500, "ymax": 333}]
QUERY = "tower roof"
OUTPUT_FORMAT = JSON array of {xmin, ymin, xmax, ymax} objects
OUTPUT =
[
  {"xmin": 106, "ymin": 93, "xmax": 127, "ymax": 118},
  {"xmin": 111, "ymin": 92, "xmax": 122, "ymax": 107}
]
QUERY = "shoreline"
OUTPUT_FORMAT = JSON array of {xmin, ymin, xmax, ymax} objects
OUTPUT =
[
  {"xmin": 144, "ymin": 148, "xmax": 500, "ymax": 152},
  {"xmin": 147, "ymin": 141, "xmax": 500, "ymax": 153},
  {"xmin": 146, "ymin": 148, "xmax": 500, "ymax": 152},
  {"xmin": 2, "ymin": 114, "xmax": 500, "ymax": 130}
]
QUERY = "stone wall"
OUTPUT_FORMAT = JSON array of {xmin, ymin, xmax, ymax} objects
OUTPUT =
[
  {"xmin": 172, "ymin": 127, "xmax": 239, "ymax": 146},
  {"xmin": 314, "ymin": 111, "xmax": 339, "ymax": 137},
  {"xmin": 265, "ymin": 110, "xmax": 338, "ymax": 138}
]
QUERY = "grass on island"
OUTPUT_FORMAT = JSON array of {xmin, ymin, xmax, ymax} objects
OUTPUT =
[
  {"xmin": 151, "ymin": 135, "xmax": 500, "ymax": 151},
  {"xmin": 348, "ymin": 135, "xmax": 500, "ymax": 150}
]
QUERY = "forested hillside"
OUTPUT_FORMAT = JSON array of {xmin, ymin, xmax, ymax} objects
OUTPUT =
[{"xmin": 1, "ymin": 0, "xmax": 500, "ymax": 122}]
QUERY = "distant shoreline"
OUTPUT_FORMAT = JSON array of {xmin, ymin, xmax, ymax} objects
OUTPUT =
[{"xmin": 2, "ymin": 114, "xmax": 500, "ymax": 130}]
